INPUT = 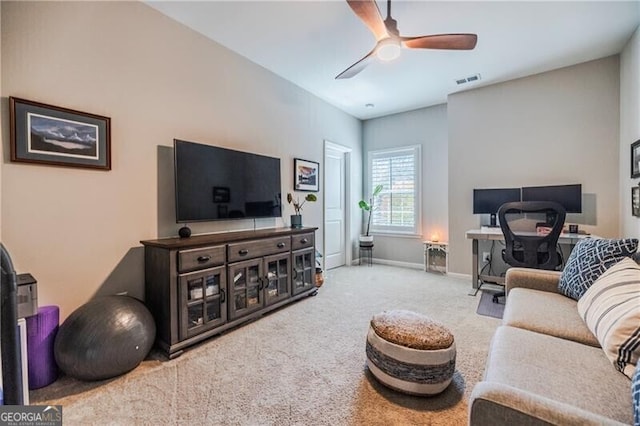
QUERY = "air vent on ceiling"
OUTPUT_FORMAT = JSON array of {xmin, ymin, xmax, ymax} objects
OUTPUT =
[{"xmin": 455, "ymin": 73, "xmax": 481, "ymax": 85}]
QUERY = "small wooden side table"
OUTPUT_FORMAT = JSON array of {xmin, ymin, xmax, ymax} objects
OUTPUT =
[{"xmin": 423, "ymin": 241, "xmax": 448, "ymax": 273}]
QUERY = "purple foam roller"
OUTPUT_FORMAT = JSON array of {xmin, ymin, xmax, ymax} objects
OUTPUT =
[{"xmin": 26, "ymin": 306, "xmax": 59, "ymax": 389}]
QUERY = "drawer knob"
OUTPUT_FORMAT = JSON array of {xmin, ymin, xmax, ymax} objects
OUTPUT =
[
  {"xmin": 277, "ymin": 242, "xmax": 286, "ymax": 248},
  {"xmin": 197, "ymin": 255, "xmax": 211, "ymax": 263},
  {"xmin": 238, "ymin": 249, "xmax": 249, "ymax": 256},
  {"xmin": 300, "ymin": 238, "xmax": 309, "ymax": 244}
]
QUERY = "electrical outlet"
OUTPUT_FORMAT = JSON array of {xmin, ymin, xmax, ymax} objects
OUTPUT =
[{"xmin": 482, "ymin": 252, "xmax": 491, "ymax": 263}]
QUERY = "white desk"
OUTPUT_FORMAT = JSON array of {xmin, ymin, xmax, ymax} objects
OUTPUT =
[{"xmin": 465, "ymin": 228, "xmax": 593, "ymax": 293}]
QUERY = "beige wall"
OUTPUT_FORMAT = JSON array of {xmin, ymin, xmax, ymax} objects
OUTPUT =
[
  {"xmin": 620, "ymin": 25, "xmax": 640, "ymax": 237},
  {"xmin": 362, "ymin": 104, "xmax": 448, "ymax": 267},
  {"xmin": 1, "ymin": 1, "xmax": 362, "ymax": 319},
  {"xmin": 448, "ymin": 56, "xmax": 621, "ymax": 276}
]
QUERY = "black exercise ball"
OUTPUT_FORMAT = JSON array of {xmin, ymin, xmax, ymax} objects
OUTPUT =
[{"xmin": 54, "ymin": 295, "xmax": 155, "ymax": 381}]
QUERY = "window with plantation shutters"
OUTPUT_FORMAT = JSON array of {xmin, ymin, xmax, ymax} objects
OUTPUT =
[{"xmin": 368, "ymin": 146, "xmax": 421, "ymax": 235}]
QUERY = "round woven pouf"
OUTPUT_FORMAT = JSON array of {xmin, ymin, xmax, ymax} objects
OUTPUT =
[{"xmin": 366, "ymin": 309, "xmax": 456, "ymax": 395}]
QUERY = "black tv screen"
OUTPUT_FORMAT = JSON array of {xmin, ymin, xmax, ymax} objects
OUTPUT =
[
  {"xmin": 521, "ymin": 184, "xmax": 582, "ymax": 213},
  {"xmin": 174, "ymin": 139, "xmax": 282, "ymax": 222},
  {"xmin": 473, "ymin": 188, "xmax": 521, "ymax": 214}
]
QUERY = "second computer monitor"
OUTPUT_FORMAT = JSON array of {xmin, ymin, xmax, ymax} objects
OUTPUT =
[{"xmin": 521, "ymin": 184, "xmax": 582, "ymax": 213}]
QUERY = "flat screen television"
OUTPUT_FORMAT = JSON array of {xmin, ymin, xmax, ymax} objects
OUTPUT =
[
  {"xmin": 521, "ymin": 184, "xmax": 582, "ymax": 213},
  {"xmin": 473, "ymin": 188, "xmax": 521, "ymax": 226},
  {"xmin": 174, "ymin": 139, "xmax": 282, "ymax": 223}
]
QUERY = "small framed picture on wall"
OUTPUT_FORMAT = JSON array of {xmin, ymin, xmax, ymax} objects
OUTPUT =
[
  {"xmin": 632, "ymin": 186, "xmax": 640, "ymax": 217},
  {"xmin": 294, "ymin": 158, "xmax": 319, "ymax": 192},
  {"xmin": 631, "ymin": 139, "xmax": 640, "ymax": 178}
]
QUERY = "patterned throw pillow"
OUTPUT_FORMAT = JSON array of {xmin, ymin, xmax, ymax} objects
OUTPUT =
[
  {"xmin": 558, "ymin": 238, "xmax": 638, "ymax": 300},
  {"xmin": 577, "ymin": 258, "xmax": 640, "ymax": 379},
  {"xmin": 634, "ymin": 362, "xmax": 640, "ymax": 426}
]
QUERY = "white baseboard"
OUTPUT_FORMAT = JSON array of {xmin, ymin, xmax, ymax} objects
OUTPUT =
[
  {"xmin": 372, "ymin": 258, "xmax": 424, "ymax": 270},
  {"xmin": 351, "ymin": 258, "xmax": 423, "ymax": 269}
]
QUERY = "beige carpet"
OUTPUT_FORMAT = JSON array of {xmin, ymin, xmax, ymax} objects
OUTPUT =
[{"xmin": 31, "ymin": 265, "xmax": 500, "ymax": 425}]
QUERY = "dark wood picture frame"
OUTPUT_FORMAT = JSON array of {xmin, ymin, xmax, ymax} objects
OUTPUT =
[
  {"xmin": 633, "ymin": 186, "xmax": 640, "ymax": 217},
  {"xmin": 631, "ymin": 139, "xmax": 640, "ymax": 178},
  {"xmin": 9, "ymin": 97, "xmax": 111, "ymax": 170},
  {"xmin": 294, "ymin": 158, "xmax": 319, "ymax": 192}
]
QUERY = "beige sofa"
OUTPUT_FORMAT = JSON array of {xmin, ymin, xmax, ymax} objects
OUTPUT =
[{"xmin": 469, "ymin": 267, "xmax": 634, "ymax": 425}]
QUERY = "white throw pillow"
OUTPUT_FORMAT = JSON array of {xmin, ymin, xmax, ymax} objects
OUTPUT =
[{"xmin": 577, "ymin": 257, "xmax": 640, "ymax": 379}]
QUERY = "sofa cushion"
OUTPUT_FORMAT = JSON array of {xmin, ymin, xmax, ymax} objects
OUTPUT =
[
  {"xmin": 558, "ymin": 238, "xmax": 638, "ymax": 300},
  {"xmin": 476, "ymin": 326, "xmax": 633, "ymax": 424},
  {"xmin": 633, "ymin": 363, "xmax": 640, "ymax": 426},
  {"xmin": 504, "ymin": 288, "xmax": 599, "ymax": 347},
  {"xmin": 578, "ymin": 257, "xmax": 640, "ymax": 379}
]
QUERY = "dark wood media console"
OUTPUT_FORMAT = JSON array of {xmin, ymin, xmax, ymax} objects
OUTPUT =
[{"xmin": 141, "ymin": 227, "xmax": 317, "ymax": 358}]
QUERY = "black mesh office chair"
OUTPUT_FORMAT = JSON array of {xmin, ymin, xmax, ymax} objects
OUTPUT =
[{"xmin": 492, "ymin": 201, "xmax": 566, "ymax": 303}]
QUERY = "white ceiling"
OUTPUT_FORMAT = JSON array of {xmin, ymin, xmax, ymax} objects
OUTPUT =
[{"xmin": 147, "ymin": 1, "xmax": 640, "ymax": 120}]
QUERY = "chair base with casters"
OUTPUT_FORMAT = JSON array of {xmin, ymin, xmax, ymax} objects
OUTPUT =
[{"xmin": 491, "ymin": 201, "xmax": 566, "ymax": 304}]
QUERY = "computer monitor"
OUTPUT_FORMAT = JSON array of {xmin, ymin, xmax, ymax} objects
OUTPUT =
[
  {"xmin": 521, "ymin": 184, "xmax": 582, "ymax": 213},
  {"xmin": 473, "ymin": 188, "xmax": 521, "ymax": 226}
]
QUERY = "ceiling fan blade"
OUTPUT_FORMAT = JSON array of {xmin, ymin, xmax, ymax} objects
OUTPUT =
[
  {"xmin": 347, "ymin": 0, "xmax": 389, "ymax": 41},
  {"xmin": 401, "ymin": 34, "xmax": 478, "ymax": 50},
  {"xmin": 335, "ymin": 49, "xmax": 376, "ymax": 79}
]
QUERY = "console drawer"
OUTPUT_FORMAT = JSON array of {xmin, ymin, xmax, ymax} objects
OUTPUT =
[
  {"xmin": 228, "ymin": 237, "xmax": 290, "ymax": 262},
  {"xmin": 292, "ymin": 232, "xmax": 314, "ymax": 251},
  {"xmin": 178, "ymin": 245, "xmax": 226, "ymax": 273}
]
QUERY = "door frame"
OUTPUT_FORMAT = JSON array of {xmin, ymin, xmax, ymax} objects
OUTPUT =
[{"xmin": 323, "ymin": 140, "xmax": 352, "ymax": 268}]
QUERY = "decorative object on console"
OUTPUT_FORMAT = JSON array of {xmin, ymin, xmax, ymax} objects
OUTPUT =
[
  {"xmin": 358, "ymin": 184, "xmax": 383, "ymax": 242},
  {"xmin": 577, "ymin": 258, "xmax": 640, "ymax": 379},
  {"xmin": 293, "ymin": 158, "xmax": 319, "ymax": 192},
  {"xmin": 558, "ymin": 238, "xmax": 638, "ymax": 300},
  {"xmin": 633, "ymin": 186, "xmax": 640, "ymax": 217},
  {"xmin": 178, "ymin": 226, "xmax": 192, "ymax": 238},
  {"xmin": 54, "ymin": 295, "xmax": 155, "ymax": 381},
  {"xmin": 631, "ymin": 139, "xmax": 640, "ymax": 179},
  {"xmin": 9, "ymin": 97, "xmax": 111, "ymax": 170},
  {"xmin": 287, "ymin": 192, "xmax": 317, "ymax": 228}
]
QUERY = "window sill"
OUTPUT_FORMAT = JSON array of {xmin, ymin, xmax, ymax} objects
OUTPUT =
[{"xmin": 370, "ymin": 231, "xmax": 422, "ymax": 239}]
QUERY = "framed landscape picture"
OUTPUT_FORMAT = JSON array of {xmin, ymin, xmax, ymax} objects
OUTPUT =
[
  {"xmin": 631, "ymin": 139, "xmax": 640, "ymax": 178},
  {"xmin": 294, "ymin": 158, "xmax": 319, "ymax": 192},
  {"xmin": 633, "ymin": 186, "xmax": 640, "ymax": 217},
  {"xmin": 10, "ymin": 97, "xmax": 111, "ymax": 170}
]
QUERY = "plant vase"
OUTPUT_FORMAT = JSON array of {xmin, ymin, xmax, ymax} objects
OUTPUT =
[
  {"xmin": 359, "ymin": 235, "xmax": 374, "ymax": 244},
  {"xmin": 290, "ymin": 214, "xmax": 303, "ymax": 229}
]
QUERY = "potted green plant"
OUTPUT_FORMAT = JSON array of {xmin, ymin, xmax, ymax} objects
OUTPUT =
[
  {"xmin": 358, "ymin": 184, "xmax": 383, "ymax": 242},
  {"xmin": 287, "ymin": 193, "xmax": 317, "ymax": 228}
]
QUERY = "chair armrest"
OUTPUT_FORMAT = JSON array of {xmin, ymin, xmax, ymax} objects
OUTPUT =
[
  {"xmin": 469, "ymin": 381, "xmax": 627, "ymax": 426},
  {"xmin": 504, "ymin": 267, "xmax": 561, "ymax": 295}
]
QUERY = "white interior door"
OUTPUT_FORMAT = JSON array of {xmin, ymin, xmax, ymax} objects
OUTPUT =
[{"xmin": 324, "ymin": 144, "xmax": 348, "ymax": 269}]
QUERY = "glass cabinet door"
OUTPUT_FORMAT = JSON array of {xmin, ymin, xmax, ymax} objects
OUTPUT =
[
  {"xmin": 179, "ymin": 266, "xmax": 227, "ymax": 339},
  {"xmin": 228, "ymin": 259, "xmax": 264, "ymax": 320},
  {"xmin": 264, "ymin": 252, "xmax": 291, "ymax": 306},
  {"xmin": 291, "ymin": 248, "xmax": 315, "ymax": 296}
]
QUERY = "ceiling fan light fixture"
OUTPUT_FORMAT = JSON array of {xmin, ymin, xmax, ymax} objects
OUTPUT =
[{"xmin": 376, "ymin": 39, "xmax": 401, "ymax": 61}]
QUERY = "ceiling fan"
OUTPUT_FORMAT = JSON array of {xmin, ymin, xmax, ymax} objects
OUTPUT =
[{"xmin": 336, "ymin": 0, "xmax": 478, "ymax": 79}]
